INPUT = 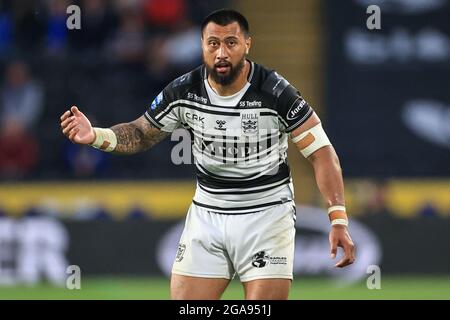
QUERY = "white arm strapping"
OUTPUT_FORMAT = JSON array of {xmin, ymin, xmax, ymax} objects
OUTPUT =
[
  {"xmin": 90, "ymin": 127, "xmax": 117, "ymax": 152},
  {"xmin": 291, "ymin": 123, "xmax": 331, "ymax": 158}
]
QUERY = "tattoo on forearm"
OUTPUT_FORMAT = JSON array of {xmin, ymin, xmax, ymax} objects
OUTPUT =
[{"xmin": 111, "ymin": 117, "xmax": 169, "ymax": 154}]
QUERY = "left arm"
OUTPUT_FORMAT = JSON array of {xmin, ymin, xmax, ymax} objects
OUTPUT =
[{"xmin": 291, "ymin": 112, "xmax": 356, "ymax": 268}]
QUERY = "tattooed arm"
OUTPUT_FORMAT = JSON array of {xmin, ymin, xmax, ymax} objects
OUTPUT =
[
  {"xmin": 111, "ymin": 116, "xmax": 170, "ymax": 154},
  {"xmin": 60, "ymin": 106, "xmax": 169, "ymax": 154}
]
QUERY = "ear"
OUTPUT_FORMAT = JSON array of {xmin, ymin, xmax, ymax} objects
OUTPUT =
[{"xmin": 245, "ymin": 36, "xmax": 252, "ymax": 55}]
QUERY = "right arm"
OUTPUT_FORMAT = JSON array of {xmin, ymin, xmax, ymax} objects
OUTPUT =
[
  {"xmin": 110, "ymin": 117, "xmax": 170, "ymax": 154},
  {"xmin": 60, "ymin": 106, "xmax": 169, "ymax": 154}
]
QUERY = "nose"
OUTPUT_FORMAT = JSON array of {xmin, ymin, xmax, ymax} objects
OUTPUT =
[{"xmin": 216, "ymin": 42, "xmax": 228, "ymax": 60}]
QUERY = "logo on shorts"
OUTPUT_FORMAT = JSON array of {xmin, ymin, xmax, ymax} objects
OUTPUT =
[
  {"xmin": 251, "ymin": 251, "xmax": 287, "ymax": 268},
  {"xmin": 252, "ymin": 251, "xmax": 270, "ymax": 268},
  {"xmin": 175, "ymin": 243, "xmax": 186, "ymax": 262}
]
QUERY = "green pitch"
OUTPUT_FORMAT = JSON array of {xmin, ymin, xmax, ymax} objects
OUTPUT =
[{"xmin": 0, "ymin": 276, "xmax": 449, "ymax": 300}]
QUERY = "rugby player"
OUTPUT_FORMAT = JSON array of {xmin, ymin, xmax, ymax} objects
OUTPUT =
[{"xmin": 60, "ymin": 9, "xmax": 355, "ymax": 300}]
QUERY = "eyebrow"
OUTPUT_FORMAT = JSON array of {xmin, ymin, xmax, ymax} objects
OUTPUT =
[{"xmin": 206, "ymin": 36, "xmax": 239, "ymax": 41}]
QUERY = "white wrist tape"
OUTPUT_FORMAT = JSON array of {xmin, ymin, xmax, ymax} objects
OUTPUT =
[
  {"xmin": 291, "ymin": 123, "xmax": 331, "ymax": 158},
  {"xmin": 328, "ymin": 205, "xmax": 346, "ymax": 214},
  {"xmin": 331, "ymin": 219, "xmax": 349, "ymax": 227},
  {"xmin": 328, "ymin": 205, "xmax": 348, "ymax": 226},
  {"xmin": 90, "ymin": 128, "xmax": 117, "ymax": 152}
]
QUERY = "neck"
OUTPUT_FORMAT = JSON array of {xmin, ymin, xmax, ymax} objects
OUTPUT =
[{"xmin": 208, "ymin": 60, "xmax": 250, "ymax": 96}]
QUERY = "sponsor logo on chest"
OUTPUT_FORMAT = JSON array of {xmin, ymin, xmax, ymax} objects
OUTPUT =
[
  {"xmin": 239, "ymin": 100, "xmax": 262, "ymax": 107},
  {"xmin": 214, "ymin": 119, "xmax": 227, "ymax": 131},
  {"xmin": 185, "ymin": 112, "xmax": 205, "ymax": 128},
  {"xmin": 187, "ymin": 92, "xmax": 208, "ymax": 104}
]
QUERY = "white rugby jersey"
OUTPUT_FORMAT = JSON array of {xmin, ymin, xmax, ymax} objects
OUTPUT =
[{"xmin": 145, "ymin": 61, "xmax": 313, "ymax": 214}]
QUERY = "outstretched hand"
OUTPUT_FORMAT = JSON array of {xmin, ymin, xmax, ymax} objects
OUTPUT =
[
  {"xmin": 60, "ymin": 106, "xmax": 95, "ymax": 144},
  {"xmin": 329, "ymin": 225, "xmax": 356, "ymax": 268}
]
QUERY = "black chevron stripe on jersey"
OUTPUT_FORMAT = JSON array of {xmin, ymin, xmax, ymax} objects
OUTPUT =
[
  {"xmin": 192, "ymin": 199, "xmax": 284, "ymax": 214},
  {"xmin": 197, "ymin": 177, "xmax": 291, "ymax": 195},
  {"xmin": 196, "ymin": 161, "xmax": 290, "ymax": 188}
]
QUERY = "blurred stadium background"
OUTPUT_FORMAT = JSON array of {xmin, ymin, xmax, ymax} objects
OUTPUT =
[{"xmin": 0, "ymin": 0, "xmax": 449, "ymax": 300}]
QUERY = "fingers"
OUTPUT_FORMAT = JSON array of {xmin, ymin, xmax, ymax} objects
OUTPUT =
[
  {"xmin": 60, "ymin": 108, "xmax": 76, "ymax": 134},
  {"xmin": 60, "ymin": 110, "xmax": 71, "ymax": 122},
  {"xmin": 334, "ymin": 242, "xmax": 356, "ymax": 268},
  {"xmin": 71, "ymin": 106, "xmax": 81, "ymax": 115},
  {"xmin": 62, "ymin": 119, "xmax": 78, "ymax": 135},
  {"xmin": 69, "ymin": 126, "xmax": 80, "ymax": 141},
  {"xmin": 335, "ymin": 257, "xmax": 353, "ymax": 268},
  {"xmin": 61, "ymin": 116, "xmax": 75, "ymax": 128},
  {"xmin": 330, "ymin": 238, "xmax": 338, "ymax": 260},
  {"xmin": 60, "ymin": 106, "xmax": 90, "ymax": 144},
  {"xmin": 60, "ymin": 106, "xmax": 79, "ymax": 121}
]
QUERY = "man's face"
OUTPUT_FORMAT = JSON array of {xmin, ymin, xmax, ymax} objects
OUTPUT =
[{"xmin": 202, "ymin": 21, "xmax": 251, "ymax": 86}]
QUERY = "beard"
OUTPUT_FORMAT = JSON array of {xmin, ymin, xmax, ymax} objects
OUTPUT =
[{"xmin": 205, "ymin": 55, "xmax": 246, "ymax": 86}]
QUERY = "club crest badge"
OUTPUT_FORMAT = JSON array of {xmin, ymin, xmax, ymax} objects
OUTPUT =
[{"xmin": 241, "ymin": 113, "xmax": 258, "ymax": 136}]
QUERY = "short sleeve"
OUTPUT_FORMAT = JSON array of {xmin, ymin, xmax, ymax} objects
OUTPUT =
[
  {"xmin": 277, "ymin": 84, "xmax": 314, "ymax": 133},
  {"xmin": 144, "ymin": 85, "xmax": 181, "ymax": 133}
]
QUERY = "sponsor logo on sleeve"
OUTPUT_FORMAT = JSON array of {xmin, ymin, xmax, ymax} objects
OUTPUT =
[
  {"xmin": 286, "ymin": 98, "xmax": 307, "ymax": 121},
  {"xmin": 150, "ymin": 91, "xmax": 164, "ymax": 110}
]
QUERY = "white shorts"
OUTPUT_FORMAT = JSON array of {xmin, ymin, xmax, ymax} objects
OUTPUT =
[{"xmin": 172, "ymin": 201, "xmax": 296, "ymax": 282}]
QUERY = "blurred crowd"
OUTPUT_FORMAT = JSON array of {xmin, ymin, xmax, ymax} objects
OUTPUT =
[
  {"xmin": 0, "ymin": 0, "xmax": 225, "ymax": 64},
  {"xmin": 0, "ymin": 0, "xmax": 227, "ymax": 180}
]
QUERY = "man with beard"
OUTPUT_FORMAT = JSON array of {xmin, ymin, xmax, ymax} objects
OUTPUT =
[{"xmin": 60, "ymin": 9, "xmax": 355, "ymax": 300}]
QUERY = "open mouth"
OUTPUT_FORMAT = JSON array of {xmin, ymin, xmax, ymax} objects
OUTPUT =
[{"xmin": 215, "ymin": 62, "xmax": 231, "ymax": 73}]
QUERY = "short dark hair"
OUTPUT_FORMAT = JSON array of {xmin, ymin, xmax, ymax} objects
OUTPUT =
[{"xmin": 201, "ymin": 9, "xmax": 250, "ymax": 38}]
